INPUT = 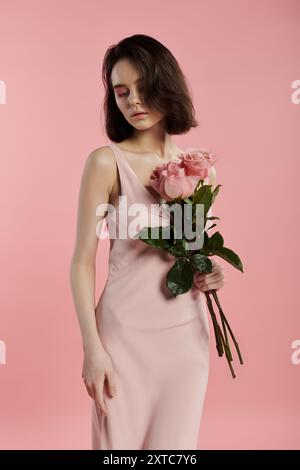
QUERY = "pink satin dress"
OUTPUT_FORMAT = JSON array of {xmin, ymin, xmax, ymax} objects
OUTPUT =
[{"xmin": 91, "ymin": 141, "xmax": 211, "ymax": 450}]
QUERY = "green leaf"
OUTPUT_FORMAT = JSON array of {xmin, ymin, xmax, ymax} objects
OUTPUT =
[
  {"xmin": 211, "ymin": 184, "xmax": 222, "ymax": 205},
  {"xmin": 208, "ymin": 231, "xmax": 224, "ymax": 251},
  {"xmin": 167, "ymin": 243, "xmax": 187, "ymax": 257},
  {"xmin": 200, "ymin": 231, "xmax": 211, "ymax": 255},
  {"xmin": 138, "ymin": 225, "xmax": 174, "ymax": 250},
  {"xmin": 214, "ymin": 246, "xmax": 244, "ymax": 272},
  {"xmin": 206, "ymin": 223, "xmax": 217, "ymax": 231},
  {"xmin": 190, "ymin": 254, "xmax": 212, "ymax": 273},
  {"xmin": 192, "ymin": 184, "xmax": 214, "ymax": 221},
  {"xmin": 166, "ymin": 258, "xmax": 193, "ymax": 296},
  {"xmin": 183, "ymin": 198, "xmax": 193, "ymax": 204},
  {"xmin": 193, "ymin": 184, "xmax": 207, "ymax": 204}
]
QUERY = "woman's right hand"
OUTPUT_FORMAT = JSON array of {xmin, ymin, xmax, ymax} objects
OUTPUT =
[{"xmin": 81, "ymin": 343, "xmax": 117, "ymax": 416}]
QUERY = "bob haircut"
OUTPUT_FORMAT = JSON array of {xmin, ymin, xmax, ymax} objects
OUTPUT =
[{"xmin": 101, "ymin": 34, "xmax": 198, "ymax": 142}]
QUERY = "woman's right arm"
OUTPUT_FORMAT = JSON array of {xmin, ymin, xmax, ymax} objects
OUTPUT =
[{"xmin": 69, "ymin": 146, "xmax": 117, "ymax": 415}]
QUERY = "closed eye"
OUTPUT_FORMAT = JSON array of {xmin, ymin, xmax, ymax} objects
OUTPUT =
[{"xmin": 117, "ymin": 85, "xmax": 144, "ymax": 98}]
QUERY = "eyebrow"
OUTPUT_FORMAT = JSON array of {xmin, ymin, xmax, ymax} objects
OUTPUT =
[{"xmin": 112, "ymin": 77, "xmax": 143, "ymax": 90}]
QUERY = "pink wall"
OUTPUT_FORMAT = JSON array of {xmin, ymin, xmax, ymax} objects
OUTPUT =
[{"xmin": 0, "ymin": 0, "xmax": 299, "ymax": 449}]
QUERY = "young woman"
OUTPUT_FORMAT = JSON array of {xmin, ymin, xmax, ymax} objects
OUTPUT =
[{"xmin": 70, "ymin": 34, "xmax": 225, "ymax": 450}]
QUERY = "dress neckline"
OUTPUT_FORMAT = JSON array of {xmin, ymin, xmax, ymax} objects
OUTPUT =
[
  {"xmin": 110, "ymin": 142, "xmax": 186, "ymax": 203},
  {"xmin": 114, "ymin": 145, "xmax": 186, "ymax": 160}
]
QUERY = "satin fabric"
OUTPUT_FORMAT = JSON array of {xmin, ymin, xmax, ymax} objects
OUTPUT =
[{"xmin": 91, "ymin": 142, "xmax": 210, "ymax": 450}]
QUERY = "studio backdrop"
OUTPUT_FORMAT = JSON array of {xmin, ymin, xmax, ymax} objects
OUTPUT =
[{"xmin": 0, "ymin": 0, "xmax": 299, "ymax": 450}]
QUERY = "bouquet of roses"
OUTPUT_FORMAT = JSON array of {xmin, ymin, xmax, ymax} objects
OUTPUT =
[{"xmin": 137, "ymin": 148, "xmax": 244, "ymax": 379}]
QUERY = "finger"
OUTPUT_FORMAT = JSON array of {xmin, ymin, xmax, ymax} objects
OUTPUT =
[
  {"xmin": 194, "ymin": 272, "xmax": 220, "ymax": 287},
  {"xmin": 195, "ymin": 263, "xmax": 224, "ymax": 280},
  {"xmin": 93, "ymin": 380, "xmax": 108, "ymax": 416},
  {"xmin": 200, "ymin": 282, "xmax": 224, "ymax": 292},
  {"xmin": 105, "ymin": 369, "xmax": 117, "ymax": 398},
  {"xmin": 197, "ymin": 271, "xmax": 217, "ymax": 281},
  {"xmin": 198, "ymin": 277, "xmax": 225, "ymax": 290},
  {"xmin": 193, "ymin": 272, "xmax": 209, "ymax": 284},
  {"xmin": 84, "ymin": 381, "xmax": 96, "ymax": 400},
  {"xmin": 195, "ymin": 275, "xmax": 225, "ymax": 290},
  {"xmin": 194, "ymin": 267, "xmax": 216, "ymax": 280}
]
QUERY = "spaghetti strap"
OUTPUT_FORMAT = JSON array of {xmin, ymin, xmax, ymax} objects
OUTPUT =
[
  {"xmin": 109, "ymin": 142, "xmax": 163, "ymax": 203},
  {"xmin": 108, "ymin": 142, "xmax": 170, "ymax": 224}
]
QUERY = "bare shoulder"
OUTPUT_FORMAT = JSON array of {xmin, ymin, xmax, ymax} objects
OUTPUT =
[
  {"xmin": 85, "ymin": 145, "xmax": 116, "ymax": 171},
  {"xmin": 83, "ymin": 145, "xmax": 117, "ymax": 192}
]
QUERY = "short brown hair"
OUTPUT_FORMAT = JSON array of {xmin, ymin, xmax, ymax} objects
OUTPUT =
[{"xmin": 101, "ymin": 34, "xmax": 198, "ymax": 142}]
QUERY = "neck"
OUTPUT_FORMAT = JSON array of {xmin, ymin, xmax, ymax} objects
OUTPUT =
[{"xmin": 131, "ymin": 129, "xmax": 176, "ymax": 159}]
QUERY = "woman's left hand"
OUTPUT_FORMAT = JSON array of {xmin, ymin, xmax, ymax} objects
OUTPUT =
[{"xmin": 193, "ymin": 258, "xmax": 225, "ymax": 293}]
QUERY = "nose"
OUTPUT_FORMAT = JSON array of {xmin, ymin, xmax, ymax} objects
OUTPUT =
[{"xmin": 128, "ymin": 87, "xmax": 141, "ymax": 106}]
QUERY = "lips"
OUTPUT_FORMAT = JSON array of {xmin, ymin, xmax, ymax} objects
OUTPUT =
[{"xmin": 132, "ymin": 111, "xmax": 147, "ymax": 117}]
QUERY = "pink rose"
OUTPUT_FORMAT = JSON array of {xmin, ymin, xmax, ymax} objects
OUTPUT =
[
  {"xmin": 150, "ymin": 159, "xmax": 199, "ymax": 201},
  {"xmin": 179, "ymin": 148, "xmax": 215, "ymax": 180}
]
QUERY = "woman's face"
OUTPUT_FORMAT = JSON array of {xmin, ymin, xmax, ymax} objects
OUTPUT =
[{"xmin": 111, "ymin": 58, "xmax": 165, "ymax": 130}]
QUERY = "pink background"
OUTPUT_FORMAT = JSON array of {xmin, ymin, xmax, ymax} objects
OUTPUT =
[{"xmin": 0, "ymin": 0, "xmax": 299, "ymax": 450}]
